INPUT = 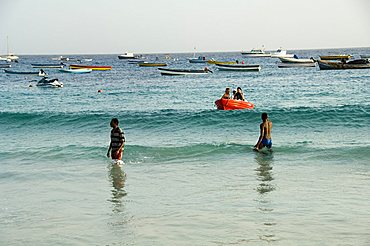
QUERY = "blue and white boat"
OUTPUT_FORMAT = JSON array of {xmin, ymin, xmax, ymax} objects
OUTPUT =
[
  {"xmin": 59, "ymin": 68, "xmax": 92, "ymax": 73},
  {"xmin": 188, "ymin": 56, "xmax": 207, "ymax": 63}
]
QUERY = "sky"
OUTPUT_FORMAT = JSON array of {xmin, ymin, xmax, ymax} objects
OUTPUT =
[{"xmin": 0, "ymin": 0, "xmax": 369, "ymax": 55}]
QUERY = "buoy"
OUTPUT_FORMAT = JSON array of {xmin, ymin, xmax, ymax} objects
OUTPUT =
[{"xmin": 98, "ymin": 89, "xmax": 102, "ymax": 93}]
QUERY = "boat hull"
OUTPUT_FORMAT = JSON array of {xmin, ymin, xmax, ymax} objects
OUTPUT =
[
  {"xmin": 216, "ymin": 64, "xmax": 261, "ymax": 71},
  {"xmin": 318, "ymin": 60, "xmax": 370, "ymax": 70},
  {"xmin": 69, "ymin": 64, "xmax": 112, "ymax": 71},
  {"xmin": 0, "ymin": 64, "xmax": 12, "ymax": 68},
  {"xmin": 319, "ymin": 55, "xmax": 351, "ymax": 60},
  {"xmin": 207, "ymin": 60, "xmax": 237, "ymax": 65},
  {"xmin": 278, "ymin": 57, "xmax": 314, "ymax": 63},
  {"xmin": 158, "ymin": 68, "xmax": 210, "ymax": 76},
  {"xmin": 4, "ymin": 69, "xmax": 39, "ymax": 75},
  {"xmin": 59, "ymin": 68, "xmax": 92, "ymax": 73},
  {"xmin": 278, "ymin": 63, "xmax": 316, "ymax": 68},
  {"xmin": 215, "ymin": 99, "xmax": 254, "ymax": 110},
  {"xmin": 139, "ymin": 63, "xmax": 167, "ymax": 67},
  {"xmin": 31, "ymin": 64, "xmax": 64, "ymax": 68}
]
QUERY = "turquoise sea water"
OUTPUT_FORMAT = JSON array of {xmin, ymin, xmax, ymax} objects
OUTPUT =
[{"xmin": 0, "ymin": 48, "xmax": 369, "ymax": 245}]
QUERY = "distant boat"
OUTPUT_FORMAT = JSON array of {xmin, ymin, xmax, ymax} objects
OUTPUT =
[
  {"xmin": 32, "ymin": 63, "xmax": 64, "ymax": 68},
  {"xmin": 69, "ymin": 64, "xmax": 112, "ymax": 71},
  {"xmin": 128, "ymin": 60, "xmax": 145, "ymax": 64},
  {"xmin": 118, "ymin": 53, "xmax": 136, "ymax": 59},
  {"xmin": 215, "ymin": 98, "xmax": 254, "ymax": 110},
  {"xmin": 138, "ymin": 62, "xmax": 167, "ymax": 67},
  {"xmin": 0, "ymin": 64, "xmax": 11, "ymax": 68},
  {"xmin": 241, "ymin": 47, "xmax": 271, "ymax": 57},
  {"xmin": 4, "ymin": 69, "xmax": 39, "ymax": 75},
  {"xmin": 207, "ymin": 59, "xmax": 237, "ymax": 65},
  {"xmin": 216, "ymin": 63, "xmax": 261, "ymax": 72},
  {"xmin": 188, "ymin": 56, "xmax": 207, "ymax": 63},
  {"xmin": 158, "ymin": 68, "xmax": 212, "ymax": 76},
  {"xmin": 319, "ymin": 55, "xmax": 351, "ymax": 60},
  {"xmin": 278, "ymin": 56, "xmax": 315, "ymax": 63},
  {"xmin": 317, "ymin": 59, "xmax": 370, "ymax": 70},
  {"xmin": 59, "ymin": 68, "xmax": 92, "ymax": 73},
  {"xmin": 360, "ymin": 55, "xmax": 370, "ymax": 59},
  {"xmin": 270, "ymin": 48, "xmax": 294, "ymax": 58}
]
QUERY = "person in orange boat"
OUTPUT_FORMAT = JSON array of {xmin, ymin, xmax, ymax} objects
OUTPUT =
[
  {"xmin": 221, "ymin": 87, "xmax": 231, "ymax": 99},
  {"xmin": 107, "ymin": 118, "xmax": 125, "ymax": 160},
  {"xmin": 254, "ymin": 113, "xmax": 272, "ymax": 151},
  {"xmin": 233, "ymin": 87, "xmax": 245, "ymax": 101}
]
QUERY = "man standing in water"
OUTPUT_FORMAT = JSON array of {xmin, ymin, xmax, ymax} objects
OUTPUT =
[
  {"xmin": 107, "ymin": 118, "xmax": 125, "ymax": 160},
  {"xmin": 254, "ymin": 113, "xmax": 272, "ymax": 151}
]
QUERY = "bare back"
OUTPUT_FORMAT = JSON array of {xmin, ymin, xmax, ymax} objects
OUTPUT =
[{"xmin": 261, "ymin": 120, "xmax": 272, "ymax": 139}]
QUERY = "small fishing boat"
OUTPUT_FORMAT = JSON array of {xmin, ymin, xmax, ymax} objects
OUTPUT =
[
  {"xmin": 0, "ymin": 64, "xmax": 11, "ymax": 68},
  {"xmin": 4, "ymin": 69, "xmax": 39, "ymax": 75},
  {"xmin": 128, "ymin": 60, "xmax": 145, "ymax": 64},
  {"xmin": 207, "ymin": 59, "xmax": 237, "ymax": 65},
  {"xmin": 317, "ymin": 59, "xmax": 370, "ymax": 70},
  {"xmin": 138, "ymin": 62, "xmax": 167, "ymax": 67},
  {"xmin": 118, "ymin": 53, "xmax": 136, "ymax": 59},
  {"xmin": 158, "ymin": 68, "xmax": 212, "ymax": 76},
  {"xmin": 188, "ymin": 56, "xmax": 207, "ymax": 63},
  {"xmin": 278, "ymin": 62, "xmax": 316, "ymax": 68},
  {"xmin": 215, "ymin": 98, "xmax": 254, "ymax": 110},
  {"xmin": 31, "ymin": 63, "xmax": 64, "ymax": 68},
  {"xmin": 241, "ymin": 48, "xmax": 271, "ymax": 57},
  {"xmin": 319, "ymin": 55, "xmax": 351, "ymax": 60},
  {"xmin": 216, "ymin": 63, "xmax": 261, "ymax": 72},
  {"xmin": 60, "ymin": 68, "xmax": 92, "ymax": 73},
  {"xmin": 37, "ymin": 78, "xmax": 63, "ymax": 88},
  {"xmin": 270, "ymin": 49, "xmax": 294, "ymax": 58},
  {"xmin": 278, "ymin": 56, "xmax": 315, "ymax": 63},
  {"xmin": 69, "ymin": 64, "xmax": 112, "ymax": 71}
]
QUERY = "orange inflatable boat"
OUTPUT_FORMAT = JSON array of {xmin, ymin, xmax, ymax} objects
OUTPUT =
[{"xmin": 215, "ymin": 98, "xmax": 254, "ymax": 110}]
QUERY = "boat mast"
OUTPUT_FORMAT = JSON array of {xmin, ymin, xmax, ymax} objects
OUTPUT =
[{"xmin": 7, "ymin": 36, "xmax": 9, "ymax": 55}]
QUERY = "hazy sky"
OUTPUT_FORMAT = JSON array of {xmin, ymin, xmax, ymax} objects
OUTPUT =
[{"xmin": 0, "ymin": 0, "xmax": 369, "ymax": 54}]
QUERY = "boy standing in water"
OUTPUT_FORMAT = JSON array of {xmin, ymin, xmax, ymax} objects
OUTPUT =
[
  {"xmin": 107, "ymin": 118, "xmax": 125, "ymax": 160},
  {"xmin": 254, "ymin": 113, "xmax": 272, "ymax": 151}
]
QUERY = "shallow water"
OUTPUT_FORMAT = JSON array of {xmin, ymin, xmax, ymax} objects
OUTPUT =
[{"xmin": 1, "ymin": 48, "xmax": 370, "ymax": 245}]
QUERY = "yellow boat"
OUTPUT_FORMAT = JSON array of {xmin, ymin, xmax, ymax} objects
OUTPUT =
[
  {"xmin": 319, "ymin": 55, "xmax": 351, "ymax": 60},
  {"xmin": 138, "ymin": 62, "xmax": 167, "ymax": 67},
  {"xmin": 207, "ymin": 60, "xmax": 237, "ymax": 65},
  {"xmin": 69, "ymin": 64, "xmax": 112, "ymax": 71}
]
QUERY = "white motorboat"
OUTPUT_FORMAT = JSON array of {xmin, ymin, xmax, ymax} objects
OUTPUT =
[
  {"xmin": 241, "ymin": 47, "xmax": 271, "ymax": 57},
  {"xmin": 270, "ymin": 49, "xmax": 294, "ymax": 58},
  {"xmin": 37, "ymin": 78, "xmax": 63, "ymax": 88},
  {"xmin": 278, "ymin": 56, "xmax": 315, "ymax": 63},
  {"xmin": 118, "ymin": 53, "xmax": 136, "ymax": 59}
]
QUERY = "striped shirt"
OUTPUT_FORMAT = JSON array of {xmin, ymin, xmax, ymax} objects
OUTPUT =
[{"xmin": 110, "ymin": 127, "xmax": 125, "ymax": 151}]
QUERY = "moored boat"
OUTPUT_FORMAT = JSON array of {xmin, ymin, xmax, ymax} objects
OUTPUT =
[
  {"xmin": 207, "ymin": 59, "xmax": 237, "ymax": 65},
  {"xmin": 158, "ymin": 68, "xmax": 212, "ymax": 76},
  {"xmin": 188, "ymin": 56, "xmax": 207, "ymax": 63},
  {"xmin": 4, "ymin": 69, "xmax": 39, "ymax": 75},
  {"xmin": 31, "ymin": 63, "xmax": 64, "ymax": 68},
  {"xmin": 278, "ymin": 56, "xmax": 315, "ymax": 63},
  {"xmin": 319, "ymin": 55, "xmax": 351, "ymax": 60},
  {"xmin": 69, "ymin": 64, "xmax": 112, "ymax": 71},
  {"xmin": 270, "ymin": 49, "xmax": 294, "ymax": 58},
  {"xmin": 138, "ymin": 62, "xmax": 167, "ymax": 67},
  {"xmin": 317, "ymin": 59, "xmax": 370, "ymax": 70},
  {"xmin": 216, "ymin": 63, "xmax": 261, "ymax": 72},
  {"xmin": 241, "ymin": 48, "xmax": 271, "ymax": 57},
  {"xmin": 60, "ymin": 68, "xmax": 92, "ymax": 73},
  {"xmin": 118, "ymin": 53, "xmax": 136, "ymax": 59},
  {"xmin": 215, "ymin": 98, "xmax": 254, "ymax": 110}
]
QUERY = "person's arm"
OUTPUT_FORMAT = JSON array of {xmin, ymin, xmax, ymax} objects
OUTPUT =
[
  {"xmin": 116, "ymin": 129, "xmax": 125, "ymax": 153},
  {"xmin": 254, "ymin": 124, "xmax": 264, "ymax": 149},
  {"xmin": 242, "ymin": 93, "xmax": 246, "ymax": 101},
  {"xmin": 107, "ymin": 142, "xmax": 112, "ymax": 157}
]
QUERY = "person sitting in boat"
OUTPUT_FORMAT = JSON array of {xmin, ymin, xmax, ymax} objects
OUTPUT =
[
  {"xmin": 233, "ymin": 87, "xmax": 245, "ymax": 101},
  {"xmin": 232, "ymin": 90, "xmax": 237, "ymax": 99},
  {"xmin": 235, "ymin": 60, "xmax": 239, "ymax": 64},
  {"xmin": 222, "ymin": 87, "xmax": 231, "ymax": 99}
]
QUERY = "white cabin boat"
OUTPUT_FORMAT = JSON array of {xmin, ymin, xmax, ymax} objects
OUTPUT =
[
  {"xmin": 241, "ymin": 47, "xmax": 271, "ymax": 57},
  {"xmin": 270, "ymin": 49, "xmax": 294, "ymax": 58},
  {"xmin": 118, "ymin": 53, "xmax": 136, "ymax": 59}
]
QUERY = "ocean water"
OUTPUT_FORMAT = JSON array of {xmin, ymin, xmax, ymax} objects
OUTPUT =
[{"xmin": 0, "ymin": 48, "xmax": 369, "ymax": 245}]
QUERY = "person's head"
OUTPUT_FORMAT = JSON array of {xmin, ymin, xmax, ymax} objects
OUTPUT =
[
  {"xmin": 110, "ymin": 118, "xmax": 119, "ymax": 128},
  {"xmin": 225, "ymin": 87, "xmax": 230, "ymax": 93},
  {"xmin": 232, "ymin": 90, "xmax": 236, "ymax": 95},
  {"xmin": 237, "ymin": 87, "xmax": 242, "ymax": 93},
  {"xmin": 261, "ymin": 112, "xmax": 268, "ymax": 121}
]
